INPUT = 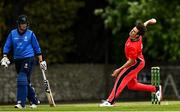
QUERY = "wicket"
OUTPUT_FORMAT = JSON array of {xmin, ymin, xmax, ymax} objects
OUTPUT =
[{"xmin": 151, "ymin": 67, "xmax": 160, "ymax": 104}]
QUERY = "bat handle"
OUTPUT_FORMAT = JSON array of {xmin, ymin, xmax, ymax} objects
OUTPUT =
[{"xmin": 41, "ymin": 69, "xmax": 47, "ymax": 80}]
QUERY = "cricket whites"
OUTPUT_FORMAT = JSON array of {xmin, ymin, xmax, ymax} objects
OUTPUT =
[{"xmin": 41, "ymin": 69, "xmax": 56, "ymax": 107}]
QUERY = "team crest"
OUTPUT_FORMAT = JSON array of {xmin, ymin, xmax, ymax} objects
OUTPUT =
[
  {"xmin": 24, "ymin": 36, "xmax": 28, "ymax": 41},
  {"xmin": 24, "ymin": 63, "xmax": 28, "ymax": 68}
]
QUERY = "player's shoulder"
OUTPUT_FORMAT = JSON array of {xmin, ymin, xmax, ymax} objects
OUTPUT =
[
  {"xmin": 27, "ymin": 29, "xmax": 33, "ymax": 33},
  {"xmin": 26, "ymin": 29, "xmax": 36, "ymax": 36},
  {"xmin": 9, "ymin": 29, "xmax": 19, "ymax": 36},
  {"xmin": 10, "ymin": 28, "xmax": 17, "ymax": 33}
]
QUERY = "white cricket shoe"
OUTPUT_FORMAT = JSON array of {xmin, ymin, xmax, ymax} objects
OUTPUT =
[
  {"xmin": 37, "ymin": 100, "xmax": 41, "ymax": 104},
  {"xmin": 30, "ymin": 104, "xmax": 37, "ymax": 109},
  {"xmin": 155, "ymin": 85, "xmax": 162, "ymax": 101},
  {"xmin": 99, "ymin": 100, "xmax": 114, "ymax": 107},
  {"xmin": 14, "ymin": 104, "xmax": 24, "ymax": 109}
]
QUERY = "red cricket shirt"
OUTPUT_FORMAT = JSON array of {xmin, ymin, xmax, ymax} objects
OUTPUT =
[{"xmin": 125, "ymin": 36, "xmax": 144, "ymax": 61}]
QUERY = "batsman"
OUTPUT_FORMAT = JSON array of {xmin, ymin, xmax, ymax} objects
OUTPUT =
[
  {"xmin": 0, "ymin": 15, "xmax": 47, "ymax": 109},
  {"xmin": 100, "ymin": 18, "xmax": 162, "ymax": 106}
]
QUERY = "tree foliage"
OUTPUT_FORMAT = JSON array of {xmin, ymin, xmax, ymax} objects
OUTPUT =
[
  {"xmin": 0, "ymin": 2, "xmax": 6, "ymax": 57},
  {"xmin": 0, "ymin": 0, "xmax": 84, "ymax": 63},
  {"xmin": 24, "ymin": 0, "xmax": 84, "ymax": 63},
  {"xmin": 95, "ymin": 0, "xmax": 180, "ymax": 63}
]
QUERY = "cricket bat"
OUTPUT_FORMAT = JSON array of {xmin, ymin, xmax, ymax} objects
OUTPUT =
[{"xmin": 41, "ymin": 69, "xmax": 56, "ymax": 107}]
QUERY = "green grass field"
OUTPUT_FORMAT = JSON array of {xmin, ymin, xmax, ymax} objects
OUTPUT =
[{"xmin": 0, "ymin": 101, "xmax": 180, "ymax": 111}]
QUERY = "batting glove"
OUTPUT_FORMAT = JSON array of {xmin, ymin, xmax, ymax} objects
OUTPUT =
[
  {"xmin": 1, "ymin": 56, "xmax": 10, "ymax": 68},
  {"xmin": 40, "ymin": 61, "xmax": 47, "ymax": 71}
]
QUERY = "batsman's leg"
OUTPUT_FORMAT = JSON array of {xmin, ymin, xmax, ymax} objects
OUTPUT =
[
  {"xmin": 27, "ymin": 84, "xmax": 40, "ymax": 105},
  {"xmin": 26, "ymin": 58, "xmax": 40, "ymax": 106},
  {"xmin": 16, "ymin": 72, "xmax": 28, "ymax": 108}
]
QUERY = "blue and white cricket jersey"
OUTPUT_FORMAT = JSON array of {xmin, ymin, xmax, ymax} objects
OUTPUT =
[{"xmin": 3, "ymin": 29, "xmax": 41, "ymax": 59}]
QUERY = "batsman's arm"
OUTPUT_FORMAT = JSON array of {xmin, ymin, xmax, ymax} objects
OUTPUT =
[
  {"xmin": 144, "ymin": 18, "xmax": 157, "ymax": 27},
  {"xmin": 38, "ymin": 55, "xmax": 47, "ymax": 70},
  {"xmin": 3, "ymin": 33, "xmax": 13, "ymax": 55},
  {"xmin": 31, "ymin": 32, "xmax": 47, "ymax": 70},
  {"xmin": 38, "ymin": 55, "xmax": 43, "ymax": 63}
]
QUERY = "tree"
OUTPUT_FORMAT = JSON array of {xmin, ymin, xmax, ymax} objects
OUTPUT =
[
  {"xmin": 127, "ymin": 0, "xmax": 180, "ymax": 62},
  {"xmin": 0, "ymin": 1, "xmax": 7, "ymax": 57},
  {"xmin": 24, "ymin": 0, "xmax": 84, "ymax": 63},
  {"xmin": 95, "ymin": 0, "xmax": 180, "ymax": 63}
]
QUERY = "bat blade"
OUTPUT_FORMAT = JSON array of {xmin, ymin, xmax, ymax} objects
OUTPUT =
[
  {"xmin": 42, "ymin": 69, "xmax": 56, "ymax": 107},
  {"xmin": 44, "ymin": 79, "xmax": 56, "ymax": 107}
]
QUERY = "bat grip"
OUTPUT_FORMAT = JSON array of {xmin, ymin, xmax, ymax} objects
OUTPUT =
[{"xmin": 41, "ymin": 69, "xmax": 47, "ymax": 80}]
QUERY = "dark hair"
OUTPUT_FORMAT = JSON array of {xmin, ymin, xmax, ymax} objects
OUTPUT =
[
  {"xmin": 136, "ymin": 23, "xmax": 147, "ymax": 36},
  {"xmin": 17, "ymin": 15, "xmax": 28, "ymax": 25}
]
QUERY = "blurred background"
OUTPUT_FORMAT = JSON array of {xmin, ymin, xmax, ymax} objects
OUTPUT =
[{"xmin": 0, "ymin": 0, "xmax": 180, "ymax": 104}]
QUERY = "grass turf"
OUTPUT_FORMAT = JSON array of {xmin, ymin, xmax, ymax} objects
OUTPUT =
[{"xmin": 0, "ymin": 101, "xmax": 180, "ymax": 111}]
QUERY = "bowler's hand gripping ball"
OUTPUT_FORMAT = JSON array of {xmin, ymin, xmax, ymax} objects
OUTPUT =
[{"xmin": 149, "ymin": 18, "xmax": 156, "ymax": 24}]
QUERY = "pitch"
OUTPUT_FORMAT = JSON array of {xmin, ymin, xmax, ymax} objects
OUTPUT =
[{"xmin": 0, "ymin": 101, "xmax": 180, "ymax": 111}]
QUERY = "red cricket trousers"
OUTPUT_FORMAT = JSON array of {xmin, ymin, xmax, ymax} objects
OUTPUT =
[{"xmin": 107, "ymin": 58, "xmax": 156, "ymax": 103}]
